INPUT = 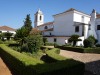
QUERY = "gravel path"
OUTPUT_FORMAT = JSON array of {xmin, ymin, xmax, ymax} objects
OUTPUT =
[
  {"xmin": 0, "ymin": 57, "xmax": 12, "ymax": 75},
  {"xmin": 60, "ymin": 50, "xmax": 100, "ymax": 75}
]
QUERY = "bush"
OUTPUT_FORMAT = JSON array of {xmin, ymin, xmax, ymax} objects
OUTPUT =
[
  {"xmin": 57, "ymin": 46, "xmax": 84, "ymax": 53},
  {"xmin": 0, "ymin": 44, "xmax": 85, "ymax": 75},
  {"xmin": 95, "ymin": 44, "xmax": 100, "ymax": 47},
  {"xmin": 21, "ymin": 43, "xmax": 29, "ymax": 52},
  {"xmin": 0, "ymin": 44, "xmax": 43, "ymax": 75},
  {"xmin": 83, "ymin": 39, "xmax": 90, "ymax": 48},
  {"xmin": 45, "ymin": 42, "xmax": 54, "ymax": 46},
  {"xmin": 83, "ymin": 36, "xmax": 97, "ymax": 48},
  {"xmin": 56, "ymin": 45, "xmax": 100, "ymax": 54},
  {"xmin": 24, "ymin": 35, "xmax": 43, "ymax": 53},
  {"xmin": 84, "ymin": 47, "xmax": 100, "ymax": 54}
]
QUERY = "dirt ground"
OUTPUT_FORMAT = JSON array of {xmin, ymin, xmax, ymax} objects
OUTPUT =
[{"xmin": 0, "ymin": 57, "xmax": 12, "ymax": 75}]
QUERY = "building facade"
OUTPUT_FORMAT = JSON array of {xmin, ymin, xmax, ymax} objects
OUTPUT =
[
  {"xmin": 0, "ymin": 26, "xmax": 16, "ymax": 40},
  {"xmin": 34, "ymin": 8, "xmax": 100, "ymax": 46}
]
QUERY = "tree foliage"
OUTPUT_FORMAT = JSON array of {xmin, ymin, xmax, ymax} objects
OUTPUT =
[
  {"xmin": 23, "ymin": 14, "xmax": 32, "ymax": 34},
  {"xmin": 23, "ymin": 35, "xmax": 43, "ymax": 53},
  {"xmin": 14, "ymin": 14, "xmax": 32, "ymax": 40},
  {"xmin": 14, "ymin": 27, "xmax": 28, "ymax": 40},
  {"xmin": 0, "ymin": 32, "xmax": 13, "ymax": 40},
  {"xmin": 68, "ymin": 34, "xmax": 81, "ymax": 46},
  {"xmin": 83, "ymin": 35, "xmax": 97, "ymax": 48}
]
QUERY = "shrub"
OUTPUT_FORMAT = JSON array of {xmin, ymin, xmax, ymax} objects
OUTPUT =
[
  {"xmin": 0, "ymin": 44, "xmax": 85, "ymax": 75},
  {"xmin": 84, "ymin": 47, "xmax": 100, "ymax": 54},
  {"xmin": 84, "ymin": 35, "xmax": 97, "ymax": 48},
  {"xmin": 21, "ymin": 43, "xmax": 29, "ymax": 52},
  {"xmin": 43, "ymin": 37, "xmax": 48, "ymax": 45},
  {"xmin": 68, "ymin": 34, "xmax": 81, "ymax": 46},
  {"xmin": 24, "ymin": 35, "xmax": 43, "ymax": 53},
  {"xmin": 83, "ymin": 39, "xmax": 90, "ymax": 48},
  {"xmin": 45, "ymin": 42, "xmax": 54, "ymax": 46},
  {"xmin": 95, "ymin": 44, "xmax": 100, "ymax": 47},
  {"xmin": 57, "ymin": 46, "xmax": 84, "ymax": 53}
]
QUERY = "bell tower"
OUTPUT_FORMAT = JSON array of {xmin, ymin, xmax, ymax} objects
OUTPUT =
[{"xmin": 34, "ymin": 9, "xmax": 44, "ymax": 28}]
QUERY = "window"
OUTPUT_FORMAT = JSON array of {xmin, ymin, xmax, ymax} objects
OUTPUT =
[
  {"xmin": 82, "ymin": 25, "xmax": 84, "ymax": 36},
  {"xmin": 54, "ymin": 38, "xmax": 57, "ymax": 42},
  {"xmin": 97, "ymin": 25, "xmax": 100, "ymax": 30},
  {"xmin": 50, "ymin": 32, "xmax": 51, "ymax": 35},
  {"xmin": 44, "ymin": 26, "xmax": 48, "ymax": 29},
  {"xmin": 40, "ymin": 15, "xmax": 42, "ymax": 21},
  {"xmin": 88, "ymin": 24, "xmax": 91, "ymax": 30},
  {"xmin": 75, "ymin": 26, "xmax": 79, "ymax": 32}
]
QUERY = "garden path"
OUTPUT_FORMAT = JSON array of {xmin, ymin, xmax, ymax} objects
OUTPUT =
[
  {"xmin": 0, "ymin": 57, "xmax": 12, "ymax": 75},
  {"xmin": 60, "ymin": 50, "xmax": 100, "ymax": 75}
]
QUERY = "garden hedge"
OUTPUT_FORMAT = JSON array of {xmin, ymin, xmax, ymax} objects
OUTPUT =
[
  {"xmin": 56, "ymin": 46, "xmax": 100, "ymax": 54},
  {"xmin": 0, "ymin": 44, "xmax": 84, "ymax": 75},
  {"xmin": 56, "ymin": 46, "xmax": 84, "ymax": 53}
]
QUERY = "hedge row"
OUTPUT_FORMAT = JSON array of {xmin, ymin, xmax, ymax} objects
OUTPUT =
[
  {"xmin": 0, "ymin": 44, "xmax": 84, "ymax": 75},
  {"xmin": 56, "ymin": 46, "xmax": 84, "ymax": 53},
  {"xmin": 56, "ymin": 46, "xmax": 100, "ymax": 54},
  {"xmin": 45, "ymin": 42, "xmax": 54, "ymax": 46},
  {"xmin": 84, "ymin": 47, "xmax": 100, "ymax": 54}
]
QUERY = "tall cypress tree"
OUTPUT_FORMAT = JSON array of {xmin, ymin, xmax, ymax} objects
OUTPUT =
[{"xmin": 23, "ymin": 14, "xmax": 32, "ymax": 35}]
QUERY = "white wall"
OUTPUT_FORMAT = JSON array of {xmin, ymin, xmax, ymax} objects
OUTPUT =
[
  {"xmin": 53, "ymin": 11, "xmax": 74, "ymax": 36},
  {"xmin": 38, "ymin": 24, "xmax": 53, "ymax": 30},
  {"xmin": 0, "ymin": 30, "xmax": 16, "ymax": 37},
  {"xmin": 46, "ymin": 37, "xmax": 70, "ymax": 45},
  {"xmin": 76, "ymin": 36, "xmax": 84, "ymax": 46},
  {"xmin": 73, "ymin": 11, "xmax": 90, "ymax": 37},
  {"xmin": 96, "ymin": 18, "xmax": 100, "ymax": 43}
]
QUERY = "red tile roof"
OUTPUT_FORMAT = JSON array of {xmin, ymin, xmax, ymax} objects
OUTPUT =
[
  {"xmin": 0, "ymin": 26, "xmax": 16, "ymax": 31},
  {"xmin": 97, "ymin": 14, "xmax": 100, "ymax": 18},
  {"xmin": 53, "ymin": 8, "xmax": 90, "ymax": 16},
  {"xmin": 30, "ymin": 28, "xmax": 41, "ymax": 35},
  {"xmin": 41, "ymin": 28, "xmax": 53, "ymax": 32},
  {"xmin": 37, "ymin": 22, "xmax": 53, "ymax": 27}
]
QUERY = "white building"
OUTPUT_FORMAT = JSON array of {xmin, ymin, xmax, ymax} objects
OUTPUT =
[
  {"xmin": 34, "ymin": 8, "xmax": 100, "ymax": 46},
  {"xmin": 0, "ymin": 26, "xmax": 16, "ymax": 39}
]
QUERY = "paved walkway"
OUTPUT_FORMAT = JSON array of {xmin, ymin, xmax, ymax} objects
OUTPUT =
[
  {"xmin": 60, "ymin": 50, "xmax": 100, "ymax": 75},
  {"xmin": 0, "ymin": 57, "xmax": 12, "ymax": 75}
]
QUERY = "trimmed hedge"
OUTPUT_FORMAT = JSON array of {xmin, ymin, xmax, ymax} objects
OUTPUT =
[
  {"xmin": 45, "ymin": 42, "xmax": 54, "ymax": 46},
  {"xmin": 84, "ymin": 47, "xmax": 100, "ymax": 54},
  {"xmin": 57, "ymin": 46, "xmax": 84, "ymax": 53},
  {"xmin": 0, "ymin": 44, "xmax": 84, "ymax": 75},
  {"xmin": 56, "ymin": 46, "xmax": 100, "ymax": 54}
]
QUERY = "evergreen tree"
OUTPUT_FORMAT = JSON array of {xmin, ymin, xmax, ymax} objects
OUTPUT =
[{"xmin": 23, "ymin": 14, "xmax": 32, "ymax": 35}]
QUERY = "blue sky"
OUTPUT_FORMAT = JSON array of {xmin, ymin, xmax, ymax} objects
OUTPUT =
[{"xmin": 0, "ymin": 0, "xmax": 99, "ymax": 29}]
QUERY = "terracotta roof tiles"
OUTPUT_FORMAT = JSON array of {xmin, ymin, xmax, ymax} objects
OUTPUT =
[
  {"xmin": 97, "ymin": 14, "xmax": 100, "ymax": 18},
  {"xmin": 0, "ymin": 26, "xmax": 16, "ymax": 31},
  {"xmin": 37, "ymin": 22, "xmax": 53, "ymax": 27}
]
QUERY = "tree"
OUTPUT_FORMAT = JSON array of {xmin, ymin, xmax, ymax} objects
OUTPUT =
[
  {"xmin": 24, "ymin": 35, "xmax": 43, "ymax": 53},
  {"xmin": 14, "ymin": 14, "xmax": 33, "ymax": 43},
  {"xmin": 20, "ymin": 28, "xmax": 43, "ymax": 53},
  {"xmin": 14, "ymin": 27, "xmax": 28, "ymax": 39},
  {"xmin": 23, "ymin": 14, "xmax": 32, "ymax": 35},
  {"xmin": 68, "ymin": 34, "xmax": 81, "ymax": 46},
  {"xmin": 83, "ymin": 35, "xmax": 97, "ymax": 48},
  {"xmin": 0, "ymin": 32, "xmax": 13, "ymax": 40}
]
